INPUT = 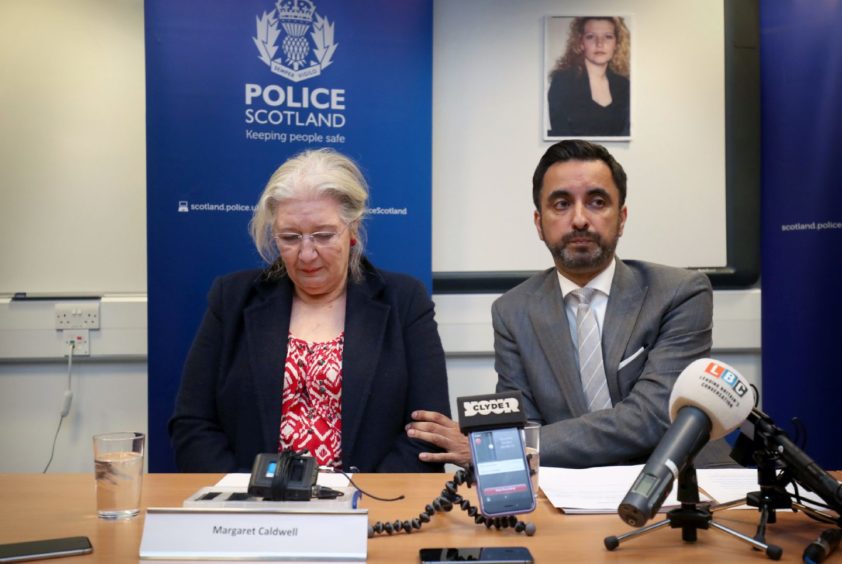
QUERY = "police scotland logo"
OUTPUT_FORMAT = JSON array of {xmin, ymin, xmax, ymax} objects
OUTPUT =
[{"xmin": 253, "ymin": 0, "xmax": 337, "ymax": 82}]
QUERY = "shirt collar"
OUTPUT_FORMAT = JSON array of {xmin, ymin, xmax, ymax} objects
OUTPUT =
[{"xmin": 556, "ymin": 257, "xmax": 617, "ymax": 299}]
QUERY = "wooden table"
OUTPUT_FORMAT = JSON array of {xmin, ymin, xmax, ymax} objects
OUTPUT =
[{"xmin": 0, "ymin": 473, "xmax": 833, "ymax": 562}]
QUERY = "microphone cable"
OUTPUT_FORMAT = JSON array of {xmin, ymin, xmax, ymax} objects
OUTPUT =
[
  {"xmin": 318, "ymin": 465, "xmax": 405, "ymax": 502},
  {"xmin": 786, "ymin": 481, "xmax": 842, "ymax": 526},
  {"xmin": 43, "ymin": 339, "xmax": 75, "ymax": 473}
]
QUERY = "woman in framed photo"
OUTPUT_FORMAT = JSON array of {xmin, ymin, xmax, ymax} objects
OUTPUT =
[{"xmin": 547, "ymin": 17, "xmax": 630, "ymax": 138}]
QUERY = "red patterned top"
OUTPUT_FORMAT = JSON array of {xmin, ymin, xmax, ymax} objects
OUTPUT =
[{"xmin": 279, "ymin": 332, "xmax": 344, "ymax": 468}]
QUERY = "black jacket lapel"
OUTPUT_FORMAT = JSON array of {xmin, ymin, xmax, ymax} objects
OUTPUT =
[
  {"xmin": 340, "ymin": 268, "xmax": 390, "ymax": 464},
  {"xmin": 244, "ymin": 276, "xmax": 293, "ymax": 452}
]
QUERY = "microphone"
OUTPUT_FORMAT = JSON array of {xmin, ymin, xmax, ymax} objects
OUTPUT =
[
  {"xmin": 803, "ymin": 528, "xmax": 842, "ymax": 563},
  {"xmin": 743, "ymin": 408, "xmax": 842, "ymax": 514},
  {"xmin": 618, "ymin": 359, "xmax": 754, "ymax": 527}
]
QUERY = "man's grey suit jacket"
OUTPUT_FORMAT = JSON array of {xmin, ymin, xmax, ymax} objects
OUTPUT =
[{"xmin": 493, "ymin": 259, "xmax": 713, "ymax": 468}]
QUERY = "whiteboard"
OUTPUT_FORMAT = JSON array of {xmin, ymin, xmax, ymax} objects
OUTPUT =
[{"xmin": 432, "ymin": 0, "xmax": 730, "ymax": 276}]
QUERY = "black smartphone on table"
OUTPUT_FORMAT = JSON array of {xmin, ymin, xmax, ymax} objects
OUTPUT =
[
  {"xmin": 469, "ymin": 427, "xmax": 535, "ymax": 517},
  {"xmin": 0, "ymin": 536, "xmax": 92, "ymax": 563},
  {"xmin": 419, "ymin": 546, "xmax": 534, "ymax": 563}
]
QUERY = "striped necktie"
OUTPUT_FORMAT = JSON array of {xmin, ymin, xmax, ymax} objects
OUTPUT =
[{"xmin": 571, "ymin": 288, "xmax": 612, "ymax": 412}]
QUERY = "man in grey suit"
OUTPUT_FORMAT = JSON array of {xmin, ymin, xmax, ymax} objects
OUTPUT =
[{"xmin": 408, "ymin": 140, "xmax": 714, "ymax": 468}]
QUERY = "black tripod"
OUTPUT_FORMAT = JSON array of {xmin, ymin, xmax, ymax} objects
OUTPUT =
[
  {"xmin": 367, "ymin": 467, "xmax": 537, "ymax": 537},
  {"xmin": 604, "ymin": 463, "xmax": 783, "ymax": 560},
  {"xmin": 710, "ymin": 452, "xmax": 794, "ymax": 550}
]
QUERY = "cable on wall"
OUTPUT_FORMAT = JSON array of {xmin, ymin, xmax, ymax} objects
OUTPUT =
[{"xmin": 43, "ymin": 340, "xmax": 75, "ymax": 473}]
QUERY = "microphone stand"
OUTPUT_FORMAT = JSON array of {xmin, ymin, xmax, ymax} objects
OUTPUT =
[
  {"xmin": 713, "ymin": 425, "xmax": 841, "ymax": 551},
  {"xmin": 605, "ymin": 462, "xmax": 783, "ymax": 560},
  {"xmin": 710, "ymin": 445, "xmax": 794, "ymax": 548}
]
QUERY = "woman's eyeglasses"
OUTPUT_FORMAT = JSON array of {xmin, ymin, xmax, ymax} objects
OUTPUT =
[{"xmin": 273, "ymin": 223, "xmax": 349, "ymax": 251}]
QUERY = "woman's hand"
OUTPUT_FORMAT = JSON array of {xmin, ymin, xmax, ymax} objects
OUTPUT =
[{"xmin": 406, "ymin": 410, "xmax": 471, "ymax": 467}]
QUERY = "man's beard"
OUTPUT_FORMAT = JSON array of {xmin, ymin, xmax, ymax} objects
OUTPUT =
[{"xmin": 547, "ymin": 229, "xmax": 618, "ymax": 271}]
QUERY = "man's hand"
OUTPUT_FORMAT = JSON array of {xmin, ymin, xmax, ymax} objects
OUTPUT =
[{"xmin": 406, "ymin": 410, "xmax": 471, "ymax": 467}]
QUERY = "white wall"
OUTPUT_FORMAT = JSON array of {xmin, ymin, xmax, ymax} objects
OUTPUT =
[
  {"xmin": 0, "ymin": 0, "xmax": 146, "ymax": 295},
  {"xmin": 0, "ymin": 361, "xmax": 148, "ymax": 473},
  {"xmin": 0, "ymin": 0, "xmax": 762, "ymax": 473},
  {"xmin": 0, "ymin": 0, "xmax": 148, "ymax": 472}
]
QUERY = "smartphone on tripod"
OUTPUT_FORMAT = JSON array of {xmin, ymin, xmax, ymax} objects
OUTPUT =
[{"xmin": 469, "ymin": 427, "xmax": 535, "ymax": 517}]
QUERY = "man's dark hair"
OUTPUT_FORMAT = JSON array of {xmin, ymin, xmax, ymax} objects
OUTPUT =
[{"xmin": 532, "ymin": 140, "xmax": 627, "ymax": 210}]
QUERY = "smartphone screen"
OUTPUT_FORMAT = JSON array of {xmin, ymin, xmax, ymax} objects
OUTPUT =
[
  {"xmin": 469, "ymin": 427, "xmax": 535, "ymax": 517},
  {"xmin": 0, "ymin": 536, "xmax": 93, "ymax": 563},
  {"xmin": 419, "ymin": 546, "xmax": 533, "ymax": 563}
]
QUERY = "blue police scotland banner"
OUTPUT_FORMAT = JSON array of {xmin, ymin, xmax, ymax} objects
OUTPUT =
[
  {"xmin": 760, "ymin": 2, "xmax": 842, "ymax": 469},
  {"xmin": 146, "ymin": 0, "xmax": 433, "ymax": 471}
]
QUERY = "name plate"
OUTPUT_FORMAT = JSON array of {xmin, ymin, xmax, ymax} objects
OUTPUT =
[{"xmin": 139, "ymin": 507, "xmax": 368, "ymax": 561}]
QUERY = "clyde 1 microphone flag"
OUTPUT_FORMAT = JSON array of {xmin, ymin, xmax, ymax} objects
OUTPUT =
[{"xmin": 456, "ymin": 391, "xmax": 527, "ymax": 434}]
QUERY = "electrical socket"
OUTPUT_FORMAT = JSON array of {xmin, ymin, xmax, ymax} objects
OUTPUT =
[
  {"xmin": 63, "ymin": 329, "xmax": 90, "ymax": 356},
  {"xmin": 55, "ymin": 302, "xmax": 100, "ymax": 329}
]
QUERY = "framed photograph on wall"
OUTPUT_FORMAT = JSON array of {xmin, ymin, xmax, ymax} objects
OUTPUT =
[{"xmin": 544, "ymin": 16, "xmax": 632, "ymax": 140}]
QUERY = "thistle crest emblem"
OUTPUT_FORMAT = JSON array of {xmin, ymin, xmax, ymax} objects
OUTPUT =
[{"xmin": 253, "ymin": 0, "xmax": 338, "ymax": 82}]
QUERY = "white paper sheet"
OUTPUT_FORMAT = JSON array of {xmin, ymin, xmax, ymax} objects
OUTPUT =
[
  {"xmin": 697, "ymin": 468, "xmax": 830, "ymax": 511},
  {"xmin": 215, "ymin": 472, "xmax": 351, "ymax": 489},
  {"xmin": 539, "ymin": 464, "xmax": 695, "ymax": 514},
  {"xmin": 696, "ymin": 468, "xmax": 757, "ymax": 508}
]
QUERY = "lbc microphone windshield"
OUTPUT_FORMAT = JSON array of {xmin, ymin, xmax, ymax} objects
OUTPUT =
[{"xmin": 669, "ymin": 358, "xmax": 755, "ymax": 440}]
